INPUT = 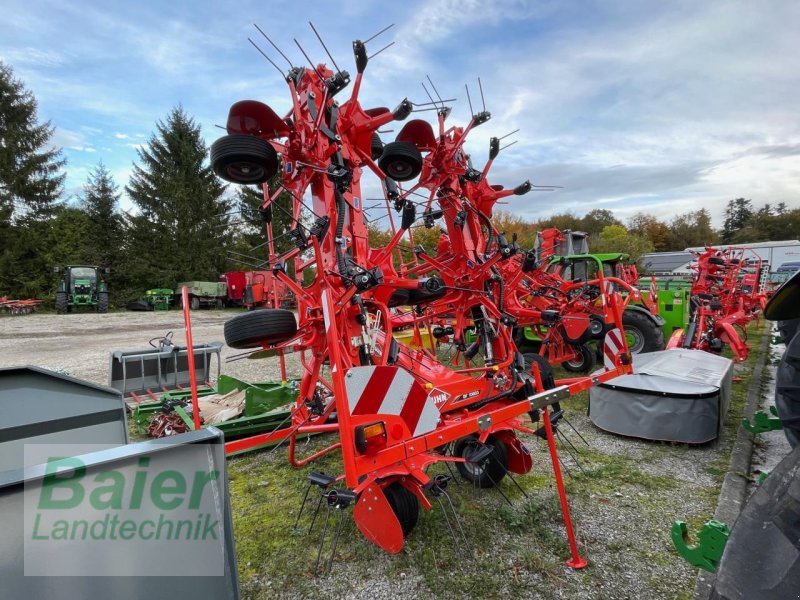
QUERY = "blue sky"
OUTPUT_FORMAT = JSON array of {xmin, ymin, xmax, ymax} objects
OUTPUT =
[{"xmin": 3, "ymin": 0, "xmax": 800, "ymax": 227}]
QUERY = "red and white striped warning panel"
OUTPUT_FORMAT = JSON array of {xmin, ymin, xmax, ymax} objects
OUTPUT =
[
  {"xmin": 345, "ymin": 366, "xmax": 441, "ymax": 437},
  {"xmin": 603, "ymin": 327, "xmax": 624, "ymax": 369}
]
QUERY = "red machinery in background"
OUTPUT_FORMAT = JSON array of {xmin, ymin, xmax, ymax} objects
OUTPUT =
[{"xmin": 667, "ymin": 246, "xmax": 767, "ymax": 361}]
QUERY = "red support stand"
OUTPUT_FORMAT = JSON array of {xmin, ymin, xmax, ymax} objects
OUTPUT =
[
  {"xmin": 181, "ymin": 285, "xmax": 202, "ymax": 431},
  {"xmin": 543, "ymin": 407, "xmax": 588, "ymax": 569}
]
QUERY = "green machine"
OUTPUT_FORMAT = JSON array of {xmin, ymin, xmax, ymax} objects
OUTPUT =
[
  {"xmin": 54, "ymin": 265, "xmax": 110, "ymax": 313},
  {"xmin": 638, "ymin": 276, "xmax": 692, "ymax": 338},
  {"xmin": 177, "ymin": 281, "xmax": 228, "ymax": 310}
]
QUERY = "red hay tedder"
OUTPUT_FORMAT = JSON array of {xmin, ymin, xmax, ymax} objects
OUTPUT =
[
  {"xmin": 206, "ymin": 24, "xmax": 636, "ymax": 567},
  {"xmin": 667, "ymin": 246, "xmax": 768, "ymax": 361}
]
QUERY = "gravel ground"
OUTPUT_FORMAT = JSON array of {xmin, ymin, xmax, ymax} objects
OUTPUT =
[
  {"xmin": 0, "ymin": 309, "xmax": 303, "ymax": 385},
  {"xmin": 0, "ymin": 311, "xmax": 774, "ymax": 599}
]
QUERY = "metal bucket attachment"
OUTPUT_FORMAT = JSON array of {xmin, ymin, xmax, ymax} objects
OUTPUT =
[{"xmin": 108, "ymin": 340, "xmax": 222, "ymax": 398}]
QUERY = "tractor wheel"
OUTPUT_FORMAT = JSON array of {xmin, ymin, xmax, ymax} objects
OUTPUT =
[
  {"xmin": 55, "ymin": 292, "xmax": 68, "ymax": 314},
  {"xmin": 621, "ymin": 310, "xmax": 664, "ymax": 354},
  {"xmin": 562, "ymin": 344, "xmax": 596, "ymax": 373},
  {"xmin": 224, "ymin": 308, "xmax": 297, "ymax": 349},
  {"xmin": 370, "ymin": 132, "xmax": 384, "ymax": 160},
  {"xmin": 97, "ymin": 292, "xmax": 109, "ymax": 313},
  {"xmin": 454, "ymin": 434, "xmax": 508, "ymax": 488},
  {"xmin": 378, "ymin": 141, "xmax": 423, "ymax": 182},
  {"xmin": 384, "ymin": 482, "xmax": 419, "ymax": 536},
  {"xmin": 190, "ymin": 296, "xmax": 200, "ymax": 310},
  {"xmin": 710, "ymin": 445, "xmax": 800, "ymax": 599},
  {"xmin": 775, "ymin": 329, "xmax": 800, "ymax": 447},
  {"xmin": 210, "ymin": 134, "xmax": 279, "ymax": 184},
  {"xmin": 523, "ymin": 353, "xmax": 556, "ymax": 390}
]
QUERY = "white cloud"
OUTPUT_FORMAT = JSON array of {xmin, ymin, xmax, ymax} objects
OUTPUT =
[{"xmin": 114, "ymin": 132, "xmax": 130, "ymax": 139}]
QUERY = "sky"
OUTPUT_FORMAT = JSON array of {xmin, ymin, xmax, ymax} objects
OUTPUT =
[{"xmin": 2, "ymin": 0, "xmax": 800, "ymax": 227}]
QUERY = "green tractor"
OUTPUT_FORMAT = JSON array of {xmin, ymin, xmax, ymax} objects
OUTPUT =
[
  {"xmin": 544, "ymin": 252, "xmax": 667, "ymax": 354},
  {"xmin": 54, "ymin": 265, "xmax": 110, "ymax": 314}
]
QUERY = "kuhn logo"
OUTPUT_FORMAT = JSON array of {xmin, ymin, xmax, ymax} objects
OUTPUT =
[{"xmin": 428, "ymin": 389, "xmax": 449, "ymax": 406}]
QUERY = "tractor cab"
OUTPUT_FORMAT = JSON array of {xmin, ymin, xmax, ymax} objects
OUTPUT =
[{"xmin": 547, "ymin": 253, "xmax": 629, "ymax": 283}]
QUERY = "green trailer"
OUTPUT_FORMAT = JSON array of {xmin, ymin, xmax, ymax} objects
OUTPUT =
[{"xmin": 177, "ymin": 281, "xmax": 228, "ymax": 310}]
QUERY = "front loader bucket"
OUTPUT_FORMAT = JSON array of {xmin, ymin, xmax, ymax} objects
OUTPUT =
[{"xmin": 353, "ymin": 483, "xmax": 405, "ymax": 553}]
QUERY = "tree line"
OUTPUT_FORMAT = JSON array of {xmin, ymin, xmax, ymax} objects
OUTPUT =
[{"xmin": 2, "ymin": 61, "xmax": 798, "ymax": 304}]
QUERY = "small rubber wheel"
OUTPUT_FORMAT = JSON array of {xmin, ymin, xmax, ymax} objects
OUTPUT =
[
  {"xmin": 210, "ymin": 134, "xmax": 279, "ymax": 184},
  {"xmin": 224, "ymin": 308, "xmax": 297, "ymax": 349},
  {"xmin": 523, "ymin": 353, "xmax": 556, "ymax": 389},
  {"xmin": 708, "ymin": 256, "xmax": 726, "ymax": 266},
  {"xmin": 55, "ymin": 292, "xmax": 68, "ymax": 314},
  {"xmin": 383, "ymin": 482, "xmax": 419, "ymax": 536},
  {"xmin": 454, "ymin": 434, "xmax": 508, "ymax": 488},
  {"xmin": 190, "ymin": 296, "xmax": 200, "ymax": 310},
  {"xmin": 97, "ymin": 292, "xmax": 109, "ymax": 313},
  {"xmin": 562, "ymin": 344, "xmax": 596, "ymax": 373},
  {"xmin": 621, "ymin": 310, "xmax": 664, "ymax": 354},
  {"xmin": 378, "ymin": 141, "xmax": 423, "ymax": 182},
  {"xmin": 370, "ymin": 132, "xmax": 384, "ymax": 160},
  {"xmin": 588, "ymin": 315, "xmax": 606, "ymax": 339},
  {"xmin": 216, "ymin": 298, "xmax": 225, "ymax": 310}
]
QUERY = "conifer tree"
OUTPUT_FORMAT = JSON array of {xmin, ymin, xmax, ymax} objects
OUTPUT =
[
  {"xmin": 0, "ymin": 61, "xmax": 66, "ymax": 296},
  {"xmin": 125, "ymin": 107, "xmax": 229, "ymax": 289}
]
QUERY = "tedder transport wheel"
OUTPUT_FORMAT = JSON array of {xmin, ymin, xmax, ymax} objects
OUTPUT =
[
  {"xmin": 621, "ymin": 310, "xmax": 664, "ymax": 354},
  {"xmin": 454, "ymin": 434, "xmax": 509, "ymax": 488},
  {"xmin": 384, "ymin": 482, "xmax": 419, "ymax": 536},
  {"xmin": 224, "ymin": 308, "xmax": 297, "ymax": 349},
  {"xmin": 775, "ymin": 329, "xmax": 800, "ymax": 447},
  {"xmin": 97, "ymin": 292, "xmax": 109, "ymax": 313},
  {"xmin": 523, "ymin": 352, "xmax": 556, "ymax": 390},
  {"xmin": 562, "ymin": 344, "xmax": 595, "ymax": 373},
  {"xmin": 210, "ymin": 134, "xmax": 279, "ymax": 184},
  {"xmin": 55, "ymin": 292, "xmax": 68, "ymax": 314},
  {"xmin": 378, "ymin": 141, "xmax": 423, "ymax": 182},
  {"xmin": 370, "ymin": 132, "xmax": 384, "ymax": 160}
]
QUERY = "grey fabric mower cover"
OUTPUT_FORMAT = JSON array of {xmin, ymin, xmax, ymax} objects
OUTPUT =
[{"xmin": 589, "ymin": 349, "xmax": 733, "ymax": 444}]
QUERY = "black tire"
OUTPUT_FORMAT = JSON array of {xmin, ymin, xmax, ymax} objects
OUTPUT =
[
  {"xmin": 562, "ymin": 344, "xmax": 596, "ymax": 373},
  {"xmin": 224, "ymin": 308, "xmax": 297, "ymax": 349},
  {"xmin": 454, "ymin": 434, "xmax": 508, "ymax": 488},
  {"xmin": 216, "ymin": 298, "xmax": 225, "ymax": 310},
  {"xmin": 190, "ymin": 296, "xmax": 200, "ymax": 311},
  {"xmin": 588, "ymin": 315, "xmax": 606, "ymax": 339},
  {"xmin": 523, "ymin": 353, "xmax": 556, "ymax": 389},
  {"xmin": 370, "ymin": 132, "xmax": 384, "ymax": 160},
  {"xmin": 776, "ymin": 329, "xmax": 800, "ymax": 447},
  {"xmin": 378, "ymin": 141, "xmax": 423, "ymax": 182},
  {"xmin": 777, "ymin": 318, "xmax": 800, "ymax": 345},
  {"xmin": 708, "ymin": 256, "xmax": 726, "ymax": 266},
  {"xmin": 97, "ymin": 292, "xmax": 109, "ymax": 313},
  {"xmin": 383, "ymin": 482, "xmax": 419, "ymax": 536},
  {"xmin": 710, "ymin": 445, "xmax": 800, "ymax": 599},
  {"xmin": 55, "ymin": 292, "xmax": 68, "ymax": 314},
  {"xmin": 621, "ymin": 310, "xmax": 664, "ymax": 354},
  {"xmin": 210, "ymin": 134, "xmax": 279, "ymax": 184}
]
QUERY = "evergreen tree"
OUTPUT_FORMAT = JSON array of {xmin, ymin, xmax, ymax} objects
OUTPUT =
[
  {"xmin": 0, "ymin": 61, "xmax": 66, "ymax": 296},
  {"xmin": 125, "ymin": 107, "xmax": 229, "ymax": 290},
  {"xmin": 82, "ymin": 162, "xmax": 124, "ymax": 268},
  {"xmin": 81, "ymin": 163, "xmax": 125, "ymax": 303},
  {"xmin": 721, "ymin": 198, "xmax": 753, "ymax": 242},
  {"xmin": 232, "ymin": 177, "xmax": 295, "ymax": 262}
]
